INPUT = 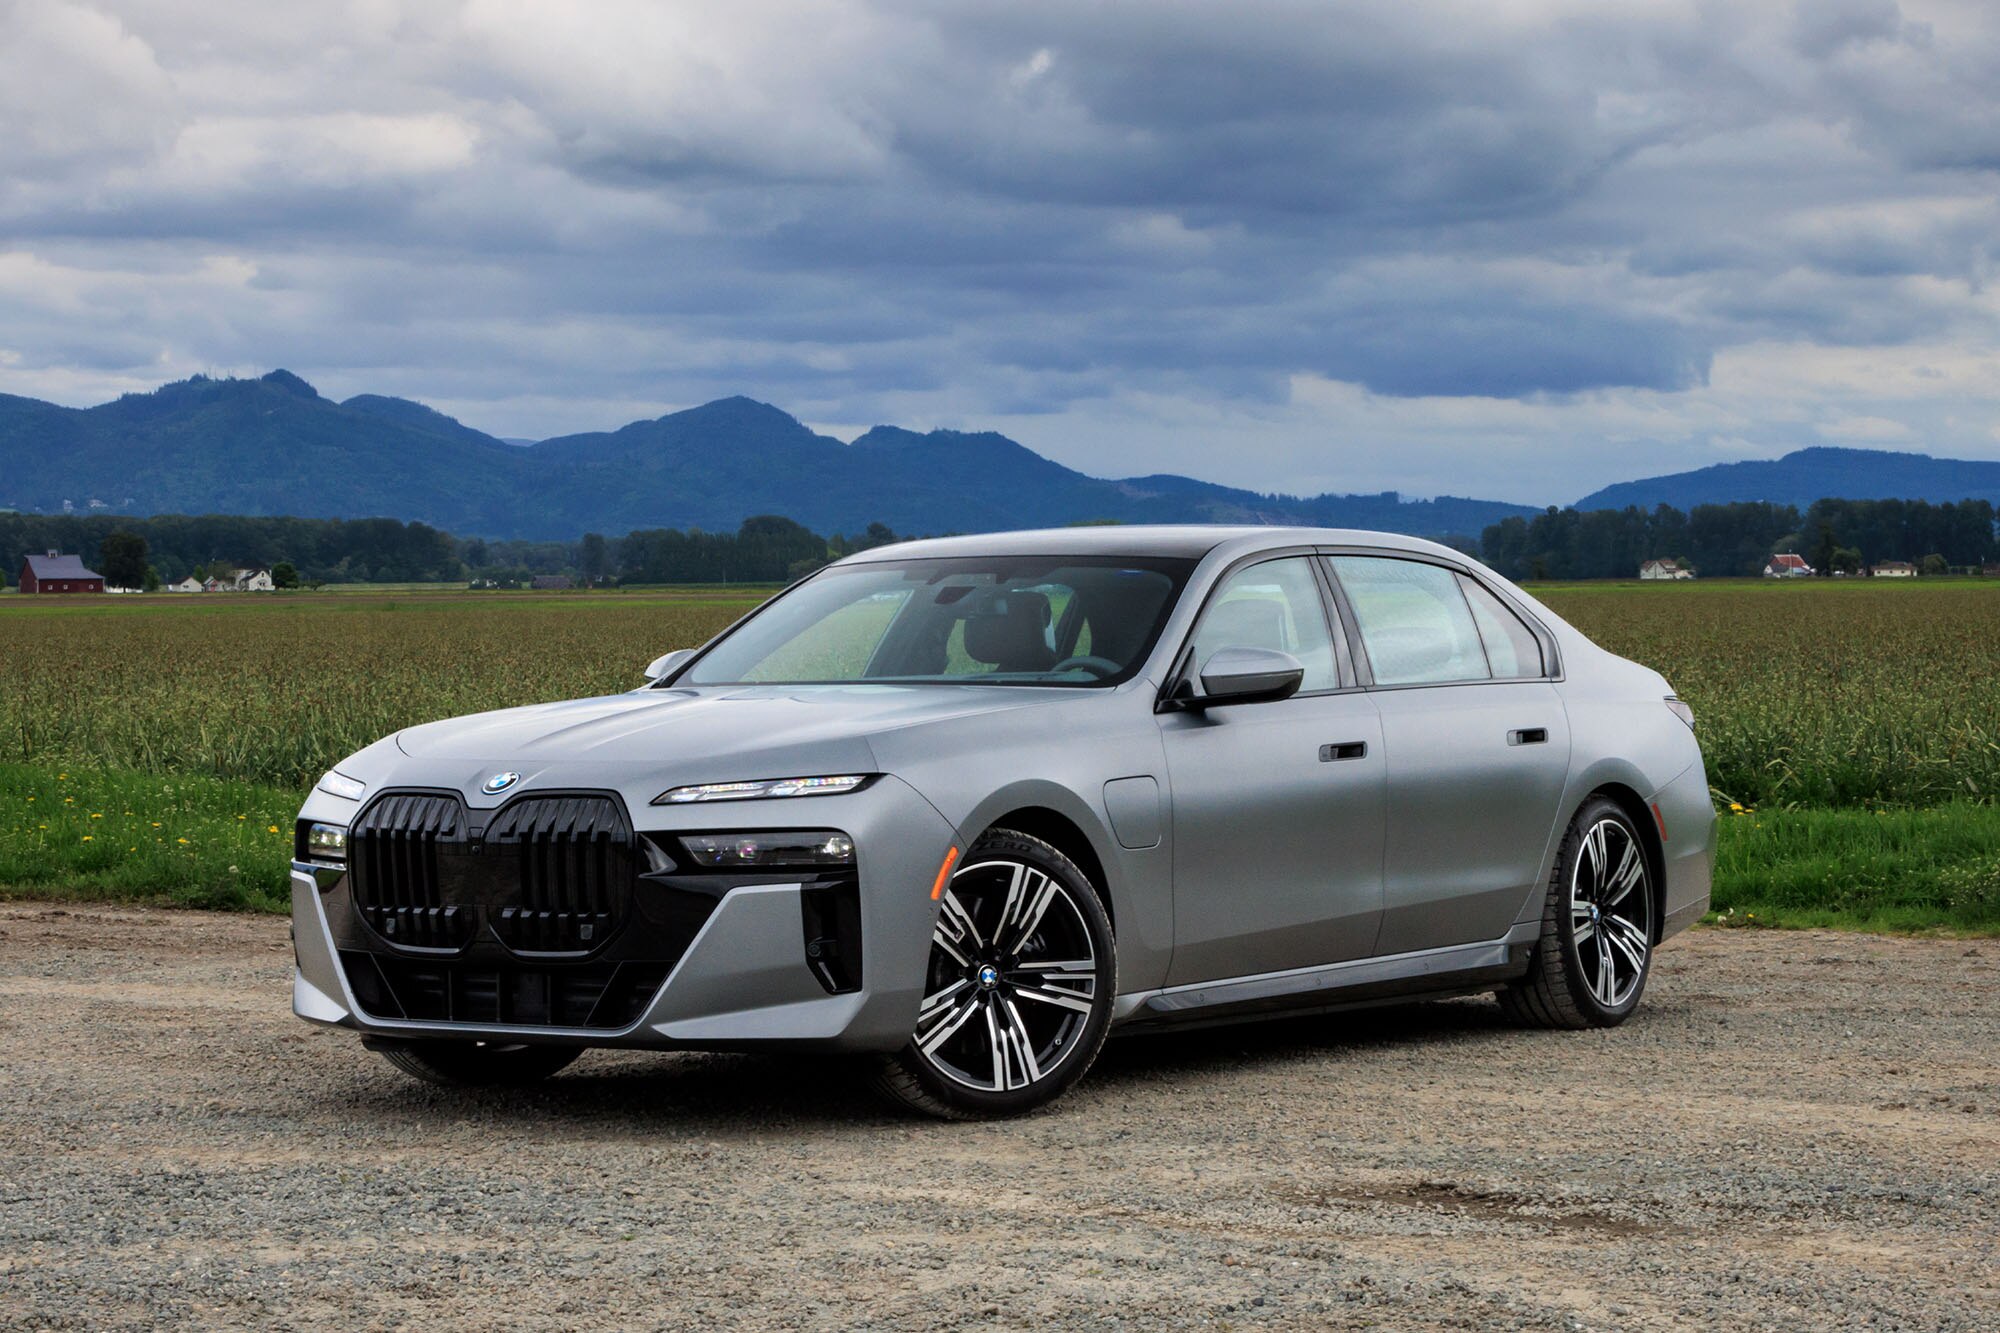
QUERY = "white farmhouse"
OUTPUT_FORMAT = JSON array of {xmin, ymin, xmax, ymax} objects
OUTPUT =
[{"xmin": 1638, "ymin": 559, "xmax": 1693, "ymax": 580}]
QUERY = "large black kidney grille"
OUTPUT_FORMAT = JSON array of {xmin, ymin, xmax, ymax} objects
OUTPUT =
[{"xmin": 347, "ymin": 791, "xmax": 636, "ymax": 955}]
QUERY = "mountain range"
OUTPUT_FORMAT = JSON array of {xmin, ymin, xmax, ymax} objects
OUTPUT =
[
  {"xmin": 0, "ymin": 371, "xmax": 1530, "ymax": 541},
  {"xmin": 1573, "ymin": 446, "xmax": 2000, "ymax": 512},
  {"xmin": 3, "ymin": 370, "xmax": 1997, "ymax": 541}
]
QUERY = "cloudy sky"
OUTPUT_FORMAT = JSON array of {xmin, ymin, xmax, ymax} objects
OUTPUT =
[{"xmin": 2, "ymin": 0, "xmax": 1997, "ymax": 503}]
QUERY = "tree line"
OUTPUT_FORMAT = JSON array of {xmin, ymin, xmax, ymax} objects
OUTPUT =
[
  {"xmin": 0, "ymin": 512, "xmax": 902, "ymax": 589},
  {"xmin": 9, "ymin": 499, "xmax": 1996, "ymax": 590},
  {"xmin": 1479, "ymin": 498, "xmax": 2000, "ymax": 580}
]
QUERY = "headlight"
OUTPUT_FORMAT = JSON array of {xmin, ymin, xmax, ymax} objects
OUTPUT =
[
  {"xmin": 304, "ymin": 822, "xmax": 348, "ymax": 865},
  {"xmin": 1665, "ymin": 696, "xmax": 1695, "ymax": 731},
  {"xmin": 652, "ymin": 775, "xmax": 872, "ymax": 805},
  {"xmin": 315, "ymin": 770, "xmax": 367, "ymax": 801},
  {"xmin": 678, "ymin": 831, "xmax": 856, "ymax": 868}
]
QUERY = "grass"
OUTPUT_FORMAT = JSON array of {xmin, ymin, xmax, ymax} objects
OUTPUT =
[
  {"xmin": 1711, "ymin": 802, "xmax": 2000, "ymax": 934},
  {"xmin": 0, "ymin": 763, "xmax": 297, "ymax": 911}
]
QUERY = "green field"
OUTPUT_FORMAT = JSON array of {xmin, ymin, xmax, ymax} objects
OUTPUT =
[{"xmin": 3, "ymin": 578, "xmax": 1997, "ymax": 931}]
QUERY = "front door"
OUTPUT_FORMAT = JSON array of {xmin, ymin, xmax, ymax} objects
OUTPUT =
[{"xmin": 1158, "ymin": 556, "xmax": 1386, "ymax": 985}]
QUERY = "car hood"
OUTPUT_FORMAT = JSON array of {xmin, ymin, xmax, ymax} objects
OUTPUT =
[{"xmin": 393, "ymin": 684, "xmax": 1059, "ymax": 778}]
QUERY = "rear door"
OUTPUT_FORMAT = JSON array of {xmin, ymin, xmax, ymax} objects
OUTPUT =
[{"xmin": 1324, "ymin": 554, "xmax": 1571, "ymax": 955}]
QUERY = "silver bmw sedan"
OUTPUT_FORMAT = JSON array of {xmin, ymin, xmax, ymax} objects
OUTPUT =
[{"xmin": 291, "ymin": 526, "xmax": 1715, "ymax": 1117}]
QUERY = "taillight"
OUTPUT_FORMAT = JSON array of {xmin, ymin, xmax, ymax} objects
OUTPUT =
[{"xmin": 1665, "ymin": 696, "xmax": 1695, "ymax": 730}]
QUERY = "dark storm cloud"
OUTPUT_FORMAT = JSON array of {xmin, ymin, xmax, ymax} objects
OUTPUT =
[{"xmin": 0, "ymin": 0, "xmax": 1996, "ymax": 497}]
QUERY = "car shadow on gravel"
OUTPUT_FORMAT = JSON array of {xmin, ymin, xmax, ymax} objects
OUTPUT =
[{"xmin": 322, "ymin": 996, "xmax": 1531, "ymax": 1133}]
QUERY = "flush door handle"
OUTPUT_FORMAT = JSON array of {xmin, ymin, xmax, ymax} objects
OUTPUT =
[
  {"xmin": 1318, "ymin": 742, "xmax": 1368, "ymax": 762},
  {"xmin": 1508, "ymin": 727, "xmax": 1548, "ymax": 746}
]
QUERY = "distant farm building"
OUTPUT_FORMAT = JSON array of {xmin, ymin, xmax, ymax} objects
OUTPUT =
[
  {"xmin": 167, "ymin": 576, "xmax": 204, "ymax": 593},
  {"xmin": 19, "ymin": 551, "xmax": 106, "ymax": 594},
  {"xmin": 199, "ymin": 568, "xmax": 276, "ymax": 592},
  {"xmin": 1638, "ymin": 559, "xmax": 1693, "ymax": 581},
  {"xmin": 1763, "ymin": 553, "xmax": 1813, "ymax": 579},
  {"xmin": 532, "ymin": 575, "xmax": 574, "ymax": 590},
  {"xmin": 1871, "ymin": 561, "xmax": 1917, "ymax": 578}
]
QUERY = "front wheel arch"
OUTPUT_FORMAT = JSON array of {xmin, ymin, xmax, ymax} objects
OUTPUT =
[{"xmin": 980, "ymin": 805, "xmax": 1114, "ymax": 932}]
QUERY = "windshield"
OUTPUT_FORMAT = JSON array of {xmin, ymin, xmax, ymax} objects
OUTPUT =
[{"xmin": 682, "ymin": 555, "xmax": 1196, "ymax": 687}]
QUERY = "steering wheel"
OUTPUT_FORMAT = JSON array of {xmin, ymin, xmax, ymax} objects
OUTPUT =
[{"xmin": 1051, "ymin": 655, "xmax": 1121, "ymax": 679}]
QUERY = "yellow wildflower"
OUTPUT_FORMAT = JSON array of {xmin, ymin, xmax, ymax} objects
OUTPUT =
[
  {"xmin": 90, "ymin": 813, "xmax": 103, "ymax": 820},
  {"xmin": 81, "ymin": 835, "xmax": 93, "ymax": 842},
  {"xmin": 177, "ymin": 838, "xmax": 190, "ymax": 845},
  {"xmin": 267, "ymin": 825, "xmax": 281, "ymax": 834}
]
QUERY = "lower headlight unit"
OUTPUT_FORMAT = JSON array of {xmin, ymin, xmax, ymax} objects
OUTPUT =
[
  {"xmin": 679, "ymin": 831, "xmax": 855, "ymax": 869},
  {"xmin": 305, "ymin": 822, "xmax": 348, "ymax": 865}
]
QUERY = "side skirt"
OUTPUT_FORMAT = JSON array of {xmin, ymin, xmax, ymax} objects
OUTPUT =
[{"xmin": 1112, "ymin": 933, "xmax": 1537, "ymax": 1031}]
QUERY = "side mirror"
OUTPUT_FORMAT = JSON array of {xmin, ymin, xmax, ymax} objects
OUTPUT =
[
  {"xmin": 643, "ymin": 648, "xmax": 695, "ymax": 683},
  {"xmin": 1189, "ymin": 646, "xmax": 1305, "ymax": 707}
]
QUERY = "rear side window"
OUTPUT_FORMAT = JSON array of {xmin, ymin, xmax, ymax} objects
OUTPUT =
[
  {"xmin": 1326, "ymin": 556, "xmax": 1489, "ymax": 686},
  {"xmin": 1458, "ymin": 574, "xmax": 1545, "ymax": 678}
]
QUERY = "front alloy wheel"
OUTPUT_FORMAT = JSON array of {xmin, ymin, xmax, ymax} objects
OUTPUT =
[{"xmin": 874, "ymin": 829, "xmax": 1116, "ymax": 1118}]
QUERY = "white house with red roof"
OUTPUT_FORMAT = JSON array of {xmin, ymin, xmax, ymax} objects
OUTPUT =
[{"xmin": 1763, "ymin": 553, "xmax": 1813, "ymax": 579}]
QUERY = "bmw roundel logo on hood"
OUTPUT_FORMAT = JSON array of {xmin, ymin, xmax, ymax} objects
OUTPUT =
[{"xmin": 481, "ymin": 771, "xmax": 522, "ymax": 795}]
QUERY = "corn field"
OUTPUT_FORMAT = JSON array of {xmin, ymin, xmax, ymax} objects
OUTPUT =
[{"xmin": 3, "ymin": 580, "xmax": 1998, "ymax": 809}]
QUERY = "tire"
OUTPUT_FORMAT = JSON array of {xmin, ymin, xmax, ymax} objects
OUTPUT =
[
  {"xmin": 373, "ymin": 1040, "xmax": 582, "ymax": 1087},
  {"xmin": 873, "ymin": 829, "xmax": 1117, "ymax": 1119},
  {"xmin": 1498, "ymin": 796, "xmax": 1656, "ymax": 1030}
]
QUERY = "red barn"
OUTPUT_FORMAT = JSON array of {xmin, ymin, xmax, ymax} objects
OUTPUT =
[{"xmin": 19, "ymin": 550, "xmax": 106, "ymax": 595}]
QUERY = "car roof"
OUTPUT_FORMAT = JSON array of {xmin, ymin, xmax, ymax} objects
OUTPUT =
[{"xmin": 835, "ymin": 525, "xmax": 1467, "ymax": 565}]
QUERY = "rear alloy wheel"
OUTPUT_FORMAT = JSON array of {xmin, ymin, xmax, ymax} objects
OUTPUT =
[
  {"xmin": 874, "ymin": 830, "xmax": 1116, "ymax": 1119},
  {"xmin": 372, "ymin": 1039, "xmax": 581, "ymax": 1087},
  {"xmin": 1499, "ymin": 796, "xmax": 1655, "ymax": 1029}
]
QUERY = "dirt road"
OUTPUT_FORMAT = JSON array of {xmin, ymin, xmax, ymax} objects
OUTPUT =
[{"xmin": 0, "ymin": 904, "xmax": 1993, "ymax": 1330}]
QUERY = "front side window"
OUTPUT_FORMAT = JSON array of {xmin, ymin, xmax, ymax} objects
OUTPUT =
[
  {"xmin": 1327, "ymin": 556, "xmax": 1491, "ymax": 686},
  {"xmin": 683, "ymin": 555, "xmax": 1193, "ymax": 687},
  {"xmin": 1186, "ymin": 557, "xmax": 1340, "ymax": 692}
]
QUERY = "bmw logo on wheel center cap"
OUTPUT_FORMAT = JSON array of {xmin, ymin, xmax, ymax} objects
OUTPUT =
[
  {"xmin": 482, "ymin": 771, "xmax": 521, "ymax": 795},
  {"xmin": 977, "ymin": 964, "xmax": 1000, "ymax": 989}
]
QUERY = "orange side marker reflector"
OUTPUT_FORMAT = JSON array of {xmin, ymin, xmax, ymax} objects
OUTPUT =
[
  {"xmin": 1651, "ymin": 802, "xmax": 1668, "ymax": 840},
  {"xmin": 929, "ymin": 845, "xmax": 961, "ymax": 901}
]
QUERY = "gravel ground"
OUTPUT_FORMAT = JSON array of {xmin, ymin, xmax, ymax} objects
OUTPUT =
[{"xmin": 0, "ymin": 904, "xmax": 1994, "ymax": 1331}]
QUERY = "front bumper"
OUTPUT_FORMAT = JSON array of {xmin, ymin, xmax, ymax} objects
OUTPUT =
[{"xmin": 292, "ymin": 775, "xmax": 957, "ymax": 1053}]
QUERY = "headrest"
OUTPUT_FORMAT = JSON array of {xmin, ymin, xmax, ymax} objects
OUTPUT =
[{"xmin": 963, "ymin": 591, "xmax": 1055, "ymax": 673}]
